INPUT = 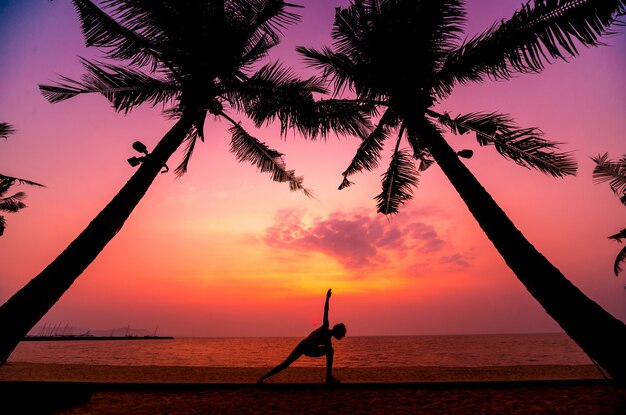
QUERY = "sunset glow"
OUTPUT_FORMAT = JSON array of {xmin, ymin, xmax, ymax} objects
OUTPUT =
[{"xmin": 0, "ymin": 0, "xmax": 624, "ymax": 338}]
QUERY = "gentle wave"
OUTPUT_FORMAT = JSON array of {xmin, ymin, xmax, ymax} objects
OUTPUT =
[{"xmin": 9, "ymin": 333, "xmax": 593, "ymax": 367}]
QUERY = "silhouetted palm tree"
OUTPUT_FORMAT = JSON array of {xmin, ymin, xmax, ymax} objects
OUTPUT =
[
  {"xmin": 592, "ymin": 153, "xmax": 626, "ymax": 276},
  {"xmin": 298, "ymin": 0, "xmax": 626, "ymax": 379},
  {"xmin": 1, "ymin": 123, "xmax": 45, "ymax": 236},
  {"xmin": 0, "ymin": 0, "xmax": 358, "ymax": 364}
]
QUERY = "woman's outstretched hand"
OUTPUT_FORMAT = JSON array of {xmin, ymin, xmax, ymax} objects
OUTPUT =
[{"xmin": 327, "ymin": 288, "xmax": 332, "ymax": 298}]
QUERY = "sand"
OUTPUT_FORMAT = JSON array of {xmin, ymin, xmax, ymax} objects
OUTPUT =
[{"xmin": 1, "ymin": 363, "xmax": 625, "ymax": 414}]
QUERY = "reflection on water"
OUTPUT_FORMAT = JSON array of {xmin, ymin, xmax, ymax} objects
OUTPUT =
[{"xmin": 9, "ymin": 333, "xmax": 592, "ymax": 367}]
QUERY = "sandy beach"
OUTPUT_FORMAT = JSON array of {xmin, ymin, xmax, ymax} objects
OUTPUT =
[{"xmin": 2, "ymin": 363, "xmax": 625, "ymax": 414}]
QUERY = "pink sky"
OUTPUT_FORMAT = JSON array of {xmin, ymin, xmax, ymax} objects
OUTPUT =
[{"xmin": 0, "ymin": 1, "xmax": 624, "ymax": 337}]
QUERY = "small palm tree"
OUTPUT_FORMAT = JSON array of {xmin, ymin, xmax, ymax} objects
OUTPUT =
[
  {"xmin": 0, "ymin": 175, "xmax": 27, "ymax": 236},
  {"xmin": 0, "ymin": 0, "xmax": 361, "ymax": 364},
  {"xmin": 592, "ymin": 153, "xmax": 626, "ymax": 276},
  {"xmin": 0, "ymin": 175, "xmax": 44, "ymax": 236},
  {"xmin": 298, "ymin": 0, "xmax": 626, "ymax": 379},
  {"xmin": 1, "ymin": 123, "xmax": 45, "ymax": 236}
]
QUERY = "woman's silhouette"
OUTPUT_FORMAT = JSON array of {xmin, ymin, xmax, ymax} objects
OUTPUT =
[{"xmin": 258, "ymin": 288, "xmax": 346, "ymax": 384}]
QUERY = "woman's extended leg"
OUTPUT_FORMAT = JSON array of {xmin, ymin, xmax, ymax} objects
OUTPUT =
[{"xmin": 257, "ymin": 343, "xmax": 305, "ymax": 383}]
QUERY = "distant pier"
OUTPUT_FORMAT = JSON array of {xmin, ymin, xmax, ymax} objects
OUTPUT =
[{"xmin": 23, "ymin": 335, "xmax": 174, "ymax": 341}]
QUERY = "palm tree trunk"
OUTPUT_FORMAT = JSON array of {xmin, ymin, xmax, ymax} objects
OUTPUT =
[
  {"xmin": 0, "ymin": 110, "xmax": 198, "ymax": 365},
  {"xmin": 416, "ymin": 116, "xmax": 626, "ymax": 381}
]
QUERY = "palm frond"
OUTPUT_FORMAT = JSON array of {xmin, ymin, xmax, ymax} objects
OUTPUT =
[
  {"xmin": 609, "ymin": 229, "xmax": 626, "ymax": 275},
  {"xmin": 404, "ymin": 124, "xmax": 435, "ymax": 172},
  {"xmin": 434, "ymin": 0, "xmax": 626, "ymax": 98},
  {"xmin": 216, "ymin": 1, "xmax": 303, "ymax": 71},
  {"xmin": 228, "ymin": 122, "xmax": 312, "ymax": 197},
  {"xmin": 429, "ymin": 110, "xmax": 577, "ymax": 177},
  {"xmin": 0, "ymin": 177, "xmax": 11, "ymax": 196},
  {"xmin": 306, "ymin": 3, "xmax": 398, "ymax": 100},
  {"xmin": 297, "ymin": 46, "xmax": 357, "ymax": 97},
  {"xmin": 239, "ymin": 33, "xmax": 277, "ymax": 69},
  {"xmin": 308, "ymin": 99, "xmax": 374, "ymax": 140},
  {"xmin": 236, "ymin": 62, "xmax": 374, "ymax": 140},
  {"xmin": 0, "ymin": 192, "xmax": 27, "ymax": 213},
  {"xmin": 322, "ymin": 0, "xmax": 467, "ymax": 100},
  {"xmin": 375, "ymin": 148, "xmax": 418, "ymax": 215},
  {"xmin": 246, "ymin": 61, "xmax": 319, "ymax": 93},
  {"xmin": 235, "ymin": 62, "xmax": 326, "ymax": 133},
  {"xmin": 0, "ymin": 175, "xmax": 45, "ymax": 189},
  {"xmin": 0, "ymin": 178, "xmax": 28, "ymax": 237},
  {"xmin": 340, "ymin": 107, "xmax": 397, "ymax": 183},
  {"xmin": 40, "ymin": 58, "xmax": 178, "ymax": 113},
  {"xmin": 173, "ymin": 117, "xmax": 206, "ymax": 177},
  {"xmin": 303, "ymin": 6, "xmax": 386, "ymax": 100},
  {"xmin": 73, "ymin": 0, "xmax": 163, "ymax": 70},
  {"xmin": 0, "ymin": 123, "xmax": 16, "ymax": 140},
  {"xmin": 173, "ymin": 135, "xmax": 198, "ymax": 177},
  {"xmin": 591, "ymin": 153, "xmax": 626, "ymax": 203},
  {"xmin": 233, "ymin": 0, "xmax": 302, "ymax": 44},
  {"xmin": 610, "ymin": 229, "xmax": 626, "ymax": 243},
  {"xmin": 0, "ymin": 127, "xmax": 44, "ymax": 190},
  {"xmin": 614, "ymin": 245, "xmax": 626, "ymax": 276}
]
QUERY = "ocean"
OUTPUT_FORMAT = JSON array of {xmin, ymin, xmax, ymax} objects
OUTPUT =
[{"xmin": 9, "ymin": 333, "xmax": 593, "ymax": 368}]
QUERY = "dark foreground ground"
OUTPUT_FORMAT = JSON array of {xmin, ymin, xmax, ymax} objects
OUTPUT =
[{"xmin": 1, "ymin": 364, "xmax": 624, "ymax": 414}]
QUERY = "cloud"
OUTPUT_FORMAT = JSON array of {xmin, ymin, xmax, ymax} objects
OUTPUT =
[
  {"xmin": 440, "ymin": 253, "xmax": 471, "ymax": 268},
  {"xmin": 261, "ymin": 208, "xmax": 468, "ymax": 271}
]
